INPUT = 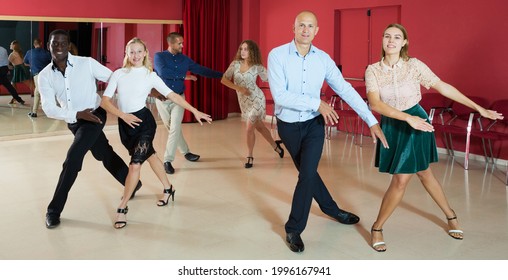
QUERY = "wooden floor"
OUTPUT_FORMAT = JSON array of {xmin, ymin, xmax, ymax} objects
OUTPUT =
[{"xmin": 1, "ymin": 95, "xmax": 506, "ymax": 278}]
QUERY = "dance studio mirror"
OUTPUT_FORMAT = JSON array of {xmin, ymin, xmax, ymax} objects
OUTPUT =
[{"xmin": 0, "ymin": 17, "xmax": 182, "ymax": 138}]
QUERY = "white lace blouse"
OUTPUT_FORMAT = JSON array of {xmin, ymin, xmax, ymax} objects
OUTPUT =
[{"xmin": 365, "ymin": 57, "xmax": 440, "ymax": 111}]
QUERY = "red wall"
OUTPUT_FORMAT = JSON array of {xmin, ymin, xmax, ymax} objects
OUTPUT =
[
  {"xmin": 99, "ymin": 23, "xmax": 165, "ymax": 71},
  {"xmin": 1, "ymin": 0, "xmax": 182, "ymax": 21},
  {"xmin": 242, "ymin": 0, "xmax": 508, "ymax": 159},
  {"xmin": 3, "ymin": 0, "xmax": 507, "ymax": 160},
  {"xmin": 254, "ymin": 0, "xmax": 508, "ymax": 101}
]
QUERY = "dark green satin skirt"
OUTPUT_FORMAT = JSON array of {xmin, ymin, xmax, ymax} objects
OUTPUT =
[
  {"xmin": 375, "ymin": 104, "xmax": 438, "ymax": 174},
  {"xmin": 11, "ymin": 64, "xmax": 31, "ymax": 83}
]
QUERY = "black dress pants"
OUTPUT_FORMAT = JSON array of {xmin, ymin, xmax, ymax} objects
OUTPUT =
[
  {"xmin": 277, "ymin": 115, "xmax": 341, "ymax": 234},
  {"xmin": 0, "ymin": 66, "xmax": 23, "ymax": 102},
  {"xmin": 47, "ymin": 107, "xmax": 129, "ymax": 216}
]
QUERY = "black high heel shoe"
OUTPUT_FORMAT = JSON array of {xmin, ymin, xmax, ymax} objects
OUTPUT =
[
  {"xmin": 157, "ymin": 185, "xmax": 175, "ymax": 206},
  {"xmin": 114, "ymin": 206, "xmax": 129, "ymax": 229},
  {"xmin": 245, "ymin": 157, "xmax": 254, "ymax": 168},
  {"xmin": 274, "ymin": 140, "xmax": 284, "ymax": 158}
]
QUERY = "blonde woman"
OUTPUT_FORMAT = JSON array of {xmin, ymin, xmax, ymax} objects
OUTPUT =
[
  {"xmin": 101, "ymin": 38, "xmax": 212, "ymax": 229},
  {"xmin": 221, "ymin": 40, "xmax": 284, "ymax": 168}
]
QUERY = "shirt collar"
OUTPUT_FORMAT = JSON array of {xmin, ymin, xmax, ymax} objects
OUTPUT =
[
  {"xmin": 51, "ymin": 53, "xmax": 74, "ymax": 72},
  {"xmin": 289, "ymin": 39, "xmax": 317, "ymax": 57},
  {"xmin": 380, "ymin": 57, "xmax": 403, "ymax": 71},
  {"xmin": 167, "ymin": 50, "xmax": 180, "ymax": 57}
]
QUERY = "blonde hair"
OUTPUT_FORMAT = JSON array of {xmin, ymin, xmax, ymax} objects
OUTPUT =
[
  {"xmin": 381, "ymin": 23, "xmax": 410, "ymax": 61},
  {"xmin": 123, "ymin": 37, "xmax": 152, "ymax": 71}
]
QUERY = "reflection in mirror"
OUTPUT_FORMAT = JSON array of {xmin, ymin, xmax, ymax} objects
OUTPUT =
[
  {"xmin": 0, "ymin": 18, "xmax": 182, "ymax": 139},
  {"xmin": 1, "ymin": 20, "xmax": 35, "ymax": 96}
]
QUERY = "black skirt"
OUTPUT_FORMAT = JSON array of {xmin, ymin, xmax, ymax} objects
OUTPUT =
[
  {"xmin": 375, "ymin": 104, "xmax": 438, "ymax": 174},
  {"xmin": 118, "ymin": 107, "xmax": 157, "ymax": 164}
]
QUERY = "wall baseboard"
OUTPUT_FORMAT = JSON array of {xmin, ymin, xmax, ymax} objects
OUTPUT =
[
  {"xmin": 227, "ymin": 112, "xmax": 241, "ymax": 118},
  {"xmin": 436, "ymin": 147, "xmax": 507, "ymax": 167}
]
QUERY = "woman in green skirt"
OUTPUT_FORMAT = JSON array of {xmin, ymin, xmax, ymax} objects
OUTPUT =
[
  {"xmin": 8, "ymin": 40, "xmax": 33, "ymax": 104},
  {"xmin": 364, "ymin": 23, "xmax": 503, "ymax": 252}
]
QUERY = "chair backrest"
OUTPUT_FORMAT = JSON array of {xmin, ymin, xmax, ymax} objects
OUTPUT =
[
  {"xmin": 327, "ymin": 91, "xmax": 354, "ymax": 110},
  {"xmin": 321, "ymin": 84, "xmax": 334, "ymax": 99},
  {"xmin": 450, "ymin": 96, "xmax": 490, "ymax": 119},
  {"xmin": 419, "ymin": 92, "xmax": 452, "ymax": 113},
  {"xmin": 488, "ymin": 99, "xmax": 508, "ymax": 129},
  {"xmin": 263, "ymin": 91, "xmax": 274, "ymax": 105},
  {"xmin": 354, "ymin": 86, "xmax": 367, "ymax": 99},
  {"xmin": 489, "ymin": 99, "xmax": 508, "ymax": 126}
]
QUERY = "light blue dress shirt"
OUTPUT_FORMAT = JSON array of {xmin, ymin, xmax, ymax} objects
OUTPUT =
[{"xmin": 267, "ymin": 40, "xmax": 378, "ymax": 127}]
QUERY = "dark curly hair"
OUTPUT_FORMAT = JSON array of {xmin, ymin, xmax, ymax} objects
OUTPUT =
[{"xmin": 234, "ymin": 40, "xmax": 263, "ymax": 66}]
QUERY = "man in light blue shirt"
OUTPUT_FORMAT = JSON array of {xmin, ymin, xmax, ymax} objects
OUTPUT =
[{"xmin": 268, "ymin": 10, "xmax": 388, "ymax": 253}]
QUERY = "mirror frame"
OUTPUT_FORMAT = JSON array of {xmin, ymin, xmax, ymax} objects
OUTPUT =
[
  {"xmin": 0, "ymin": 15, "xmax": 182, "ymax": 138},
  {"xmin": 0, "ymin": 15, "xmax": 182, "ymax": 24}
]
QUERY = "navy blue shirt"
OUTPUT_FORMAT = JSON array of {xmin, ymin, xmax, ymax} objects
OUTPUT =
[
  {"xmin": 153, "ymin": 50, "xmax": 223, "ymax": 94},
  {"xmin": 23, "ymin": 47, "xmax": 51, "ymax": 75}
]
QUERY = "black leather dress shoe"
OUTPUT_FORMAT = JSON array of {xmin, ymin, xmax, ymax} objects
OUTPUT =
[
  {"xmin": 184, "ymin": 152, "xmax": 200, "ymax": 162},
  {"xmin": 164, "ymin": 161, "xmax": 175, "ymax": 174},
  {"xmin": 286, "ymin": 232, "xmax": 305, "ymax": 252},
  {"xmin": 130, "ymin": 181, "xmax": 142, "ymax": 199},
  {"xmin": 45, "ymin": 214, "xmax": 61, "ymax": 229},
  {"xmin": 328, "ymin": 209, "xmax": 360, "ymax": 224}
]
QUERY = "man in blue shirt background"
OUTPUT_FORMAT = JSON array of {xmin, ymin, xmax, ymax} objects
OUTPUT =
[
  {"xmin": 154, "ymin": 32, "xmax": 223, "ymax": 174},
  {"xmin": 24, "ymin": 38, "xmax": 51, "ymax": 117},
  {"xmin": 268, "ymin": 10, "xmax": 388, "ymax": 253}
]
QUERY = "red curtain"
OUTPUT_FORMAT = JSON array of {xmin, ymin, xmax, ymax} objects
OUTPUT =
[{"xmin": 182, "ymin": 0, "xmax": 230, "ymax": 122}]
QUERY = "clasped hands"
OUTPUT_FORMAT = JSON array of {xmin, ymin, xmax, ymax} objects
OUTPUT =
[
  {"xmin": 77, "ymin": 108, "xmax": 142, "ymax": 128},
  {"xmin": 76, "ymin": 108, "xmax": 102, "ymax": 124}
]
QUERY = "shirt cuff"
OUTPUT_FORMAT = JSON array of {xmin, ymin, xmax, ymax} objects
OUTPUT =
[
  {"xmin": 365, "ymin": 114, "xmax": 379, "ymax": 127},
  {"xmin": 66, "ymin": 111, "xmax": 78, "ymax": 123}
]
